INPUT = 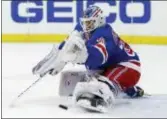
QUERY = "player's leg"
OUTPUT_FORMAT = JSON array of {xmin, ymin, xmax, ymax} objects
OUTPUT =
[{"xmin": 102, "ymin": 60, "xmax": 144, "ymax": 98}]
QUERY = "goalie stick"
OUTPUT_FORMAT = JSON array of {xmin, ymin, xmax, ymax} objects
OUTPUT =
[{"xmin": 9, "ymin": 75, "xmax": 45, "ymax": 108}]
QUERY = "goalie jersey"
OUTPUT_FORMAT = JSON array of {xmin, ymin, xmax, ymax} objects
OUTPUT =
[{"xmin": 60, "ymin": 23, "xmax": 140, "ymax": 70}]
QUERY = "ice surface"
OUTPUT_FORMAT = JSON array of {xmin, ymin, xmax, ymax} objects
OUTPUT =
[{"xmin": 2, "ymin": 43, "xmax": 167, "ymax": 118}]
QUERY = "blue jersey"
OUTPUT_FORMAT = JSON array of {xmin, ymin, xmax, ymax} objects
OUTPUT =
[
  {"xmin": 59, "ymin": 23, "xmax": 140, "ymax": 70},
  {"xmin": 74, "ymin": 23, "xmax": 139, "ymax": 70}
]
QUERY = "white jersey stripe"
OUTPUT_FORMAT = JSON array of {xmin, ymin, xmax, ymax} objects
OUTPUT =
[{"xmin": 119, "ymin": 61, "xmax": 141, "ymax": 73}]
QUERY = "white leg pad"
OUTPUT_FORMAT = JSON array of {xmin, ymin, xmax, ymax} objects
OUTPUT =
[
  {"xmin": 73, "ymin": 77, "xmax": 116, "ymax": 109},
  {"xmin": 59, "ymin": 71, "xmax": 87, "ymax": 96}
]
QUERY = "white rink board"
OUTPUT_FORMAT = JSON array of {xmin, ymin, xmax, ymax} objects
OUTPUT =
[{"xmin": 2, "ymin": 1, "xmax": 167, "ymax": 36}]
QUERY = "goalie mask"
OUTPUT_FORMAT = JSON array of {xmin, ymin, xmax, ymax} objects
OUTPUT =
[{"xmin": 80, "ymin": 5, "xmax": 106, "ymax": 33}]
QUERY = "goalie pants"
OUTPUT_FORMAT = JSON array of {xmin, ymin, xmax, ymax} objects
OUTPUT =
[{"xmin": 102, "ymin": 60, "xmax": 141, "ymax": 91}]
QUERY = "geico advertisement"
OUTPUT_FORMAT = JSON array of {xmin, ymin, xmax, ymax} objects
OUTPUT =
[{"xmin": 11, "ymin": 1, "xmax": 151, "ymax": 24}]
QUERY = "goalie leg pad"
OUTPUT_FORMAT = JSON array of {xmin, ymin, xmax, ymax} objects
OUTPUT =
[
  {"xmin": 73, "ymin": 76, "xmax": 116, "ymax": 112},
  {"xmin": 59, "ymin": 71, "xmax": 87, "ymax": 96}
]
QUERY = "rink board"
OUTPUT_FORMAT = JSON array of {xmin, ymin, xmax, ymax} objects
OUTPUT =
[
  {"xmin": 2, "ymin": 34, "xmax": 167, "ymax": 45},
  {"xmin": 2, "ymin": 1, "xmax": 167, "ymax": 44}
]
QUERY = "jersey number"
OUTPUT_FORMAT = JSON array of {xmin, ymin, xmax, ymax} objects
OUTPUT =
[{"xmin": 112, "ymin": 31, "xmax": 135, "ymax": 57}]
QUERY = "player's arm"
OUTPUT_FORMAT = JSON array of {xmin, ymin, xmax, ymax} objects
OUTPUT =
[
  {"xmin": 59, "ymin": 35, "xmax": 109, "ymax": 69},
  {"xmin": 61, "ymin": 35, "xmax": 109, "ymax": 69},
  {"xmin": 85, "ymin": 36, "xmax": 109, "ymax": 69}
]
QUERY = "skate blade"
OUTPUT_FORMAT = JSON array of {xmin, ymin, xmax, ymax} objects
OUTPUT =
[{"xmin": 76, "ymin": 99, "xmax": 107, "ymax": 113}]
